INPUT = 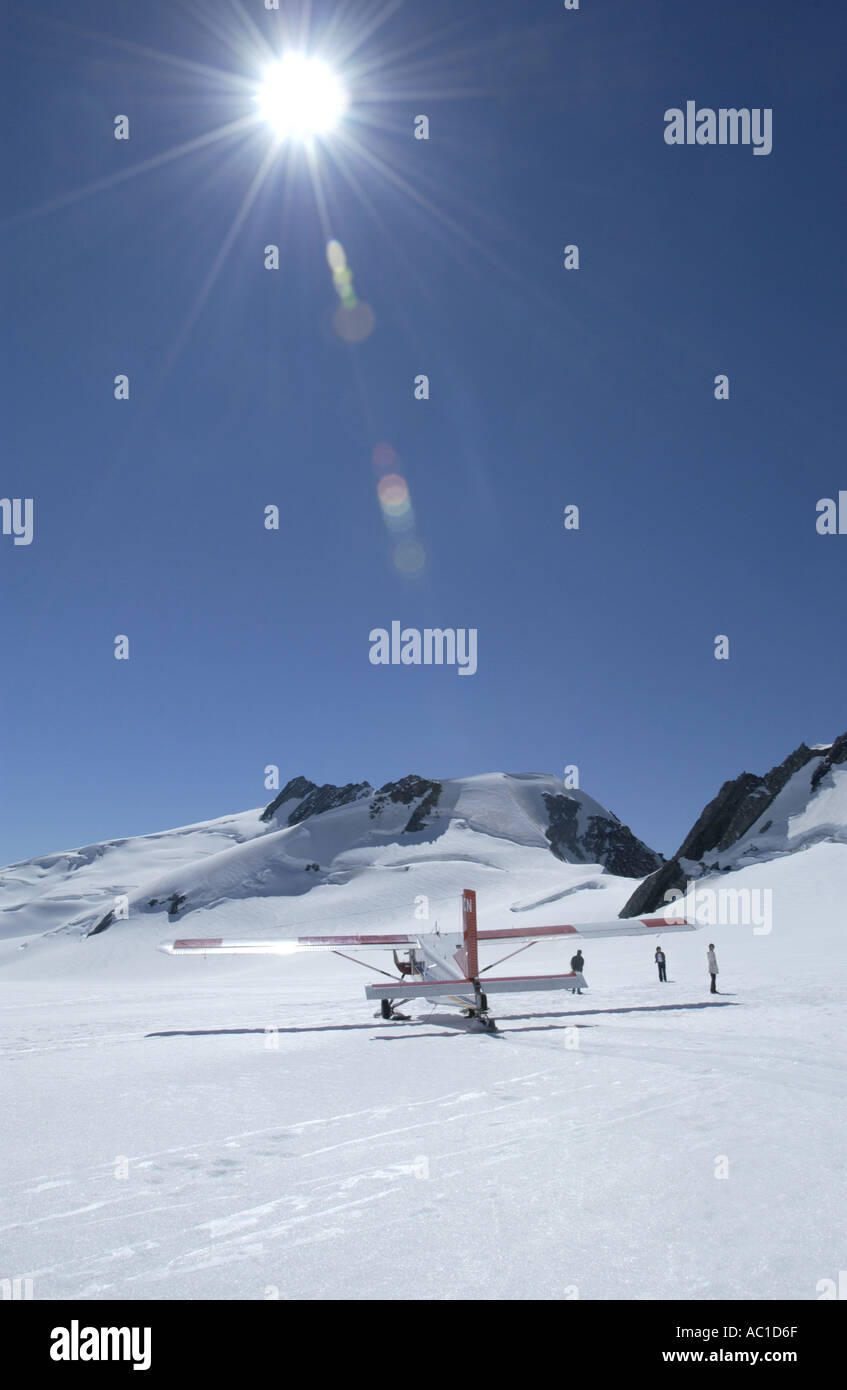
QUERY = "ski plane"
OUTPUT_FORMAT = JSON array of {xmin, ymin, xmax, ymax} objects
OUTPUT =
[{"xmin": 160, "ymin": 889, "xmax": 696, "ymax": 1032}]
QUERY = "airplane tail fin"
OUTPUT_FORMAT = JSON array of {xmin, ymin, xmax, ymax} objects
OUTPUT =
[{"xmin": 462, "ymin": 888, "xmax": 479, "ymax": 979}]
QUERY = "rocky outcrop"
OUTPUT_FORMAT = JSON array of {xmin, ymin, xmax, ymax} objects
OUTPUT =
[
  {"xmin": 260, "ymin": 776, "xmax": 319, "ymax": 823},
  {"xmin": 810, "ymin": 732, "xmax": 847, "ymax": 791},
  {"xmin": 405, "ymin": 789, "xmax": 441, "ymax": 834},
  {"xmin": 713, "ymin": 744, "xmax": 818, "ymax": 852},
  {"xmin": 286, "ymin": 782, "xmax": 371, "ymax": 826},
  {"xmin": 261, "ymin": 777, "xmax": 371, "ymax": 825},
  {"xmin": 620, "ymin": 738, "xmax": 841, "ymax": 917},
  {"xmin": 583, "ymin": 815, "xmax": 664, "ymax": 878},
  {"xmin": 261, "ymin": 773, "xmax": 443, "ymax": 834},
  {"xmin": 370, "ymin": 775, "xmax": 442, "ymax": 832},
  {"xmin": 543, "ymin": 793, "xmax": 662, "ymax": 878}
]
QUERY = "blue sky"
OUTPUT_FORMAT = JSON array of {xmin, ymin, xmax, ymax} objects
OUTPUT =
[{"xmin": 2, "ymin": 0, "xmax": 845, "ymax": 866}]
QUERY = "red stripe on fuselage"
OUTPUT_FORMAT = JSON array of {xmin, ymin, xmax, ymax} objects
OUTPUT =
[
  {"xmin": 476, "ymin": 925, "xmax": 578, "ymax": 940},
  {"xmin": 297, "ymin": 934, "xmax": 419, "ymax": 945}
]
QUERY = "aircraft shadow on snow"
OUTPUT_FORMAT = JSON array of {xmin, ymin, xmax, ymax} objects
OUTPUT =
[
  {"xmin": 501, "ymin": 999, "xmax": 738, "ymax": 1021},
  {"xmin": 373, "ymin": 1000, "xmax": 737, "ymax": 1039},
  {"xmin": 146, "ymin": 999, "xmax": 736, "ymax": 1042},
  {"xmin": 147, "ymin": 1022, "xmax": 396, "ymax": 1038}
]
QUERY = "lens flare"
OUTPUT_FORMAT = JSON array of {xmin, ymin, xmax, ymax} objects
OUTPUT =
[
  {"xmin": 333, "ymin": 300, "xmax": 375, "ymax": 342},
  {"xmin": 326, "ymin": 240, "xmax": 347, "ymax": 273},
  {"xmin": 372, "ymin": 443, "xmax": 397, "ymax": 473},
  {"xmin": 377, "ymin": 473, "xmax": 409, "ymax": 514},
  {"xmin": 371, "ymin": 443, "xmax": 426, "ymax": 575},
  {"xmin": 392, "ymin": 539, "xmax": 427, "ymax": 576},
  {"xmin": 327, "ymin": 238, "xmax": 374, "ymax": 342},
  {"xmin": 377, "ymin": 471, "xmax": 415, "ymax": 532},
  {"xmin": 326, "ymin": 239, "xmax": 356, "ymax": 308}
]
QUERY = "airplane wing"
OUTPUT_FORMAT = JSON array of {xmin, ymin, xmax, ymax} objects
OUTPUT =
[
  {"xmin": 365, "ymin": 972, "xmax": 585, "ymax": 1001},
  {"xmin": 159, "ymin": 934, "xmax": 421, "ymax": 956},
  {"xmin": 477, "ymin": 917, "xmax": 695, "ymax": 944}
]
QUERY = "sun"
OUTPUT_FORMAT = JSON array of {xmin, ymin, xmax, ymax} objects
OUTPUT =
[{"xmin": 256, "ymin": 53, "xmax": 348, "ymax": 140}]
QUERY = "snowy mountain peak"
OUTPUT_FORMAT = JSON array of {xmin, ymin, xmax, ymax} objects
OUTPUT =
[
  {"xmin": 260, "ymin": 776, "xmax": 373, "ymax": 826},
  {"xmin": 0, "ymin": 771, "xmax": 660, "ymax": 949},
  {"xmin": 621, "ymin": 732, "xmax": 847, "ymax": 916}
]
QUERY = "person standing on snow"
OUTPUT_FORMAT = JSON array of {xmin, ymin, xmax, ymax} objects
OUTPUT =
[
  {"xmin": 707, "ymin": 943, "xmax": 719, "ymax": 994},
  {"xmin": 655, "ymin": 946, "xmax": 667, "ymax": 982},
  {"xmin": 570, "ymin": 949, "xmax": 584, "ymax": 994}
]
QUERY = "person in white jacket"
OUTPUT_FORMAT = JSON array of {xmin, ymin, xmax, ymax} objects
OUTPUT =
[{"xmin": 707, "ymin": 944, "xmax": 719, "ymax": 994}]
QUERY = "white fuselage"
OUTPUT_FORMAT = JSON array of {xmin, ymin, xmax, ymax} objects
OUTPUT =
[{"xmin": 412, "ymin": 933, "xmax": 476, "ymax": 1006}]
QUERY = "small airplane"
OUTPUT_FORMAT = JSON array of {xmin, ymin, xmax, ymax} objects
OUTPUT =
[{"xmin": 160, "ymin": 889, "xmax": 696, "ymax": 1032}]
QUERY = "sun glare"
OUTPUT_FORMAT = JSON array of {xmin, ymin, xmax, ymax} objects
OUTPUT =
[{"xmin": 257, "ymin": 53, "xmax": 348, "ymax": 140}]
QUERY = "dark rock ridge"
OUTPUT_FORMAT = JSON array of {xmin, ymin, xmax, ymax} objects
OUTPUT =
[
  {"xmin": 286, "ymin": 781, "xmax": 371, "ymax": 826},
  {"xmin": 260, "ymin": 777, "xmax": 370, "ymax": 825},
  {"xmin": 810, "ymin": 732, "xmax": 847, "ymax": 791},
  {"xmin": 262, "ymin": 776, "xmax": 659, "ymax": 865},
  {"xmin": 80, "ymin": 773, "xmax": 661, "ymax": 938},
  {"xmin": 370, "ymin": 775, "xmax": 443, "ymax": 832},
  {"xmin": 91, "ymin": 777, "xmax": 447, "ymax": 936},
  {"xmin": 260, "ymin": 774, "xmax": 443, "ymax": 835},
  {"xmin": 620, "ymin": 736, "xmax": 844, "ymax": 917},
  {"xmin": 543, "ymin": 793, "xmax": 663, "ymax": 878}
]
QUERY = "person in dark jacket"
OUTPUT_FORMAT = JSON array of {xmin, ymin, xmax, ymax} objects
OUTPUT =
[
  {"xmin": 570, "ymin": 949, "xmax": 584, "ymax": 994},
  {"xmin": 655, "ymin": 946, "xmax": 667, "ymax": 982}
]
